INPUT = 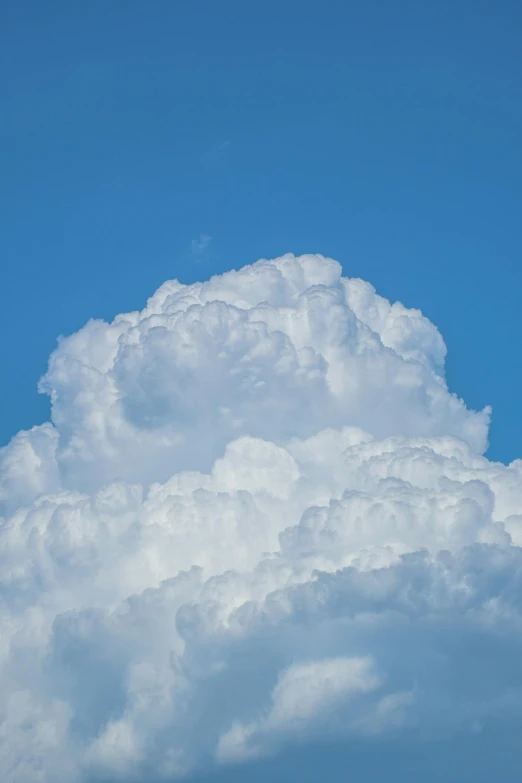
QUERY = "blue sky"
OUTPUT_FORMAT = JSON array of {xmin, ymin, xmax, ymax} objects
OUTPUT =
[{"xmin": 2, "ymin": 0, "xmax": 521, "ymax": 462}]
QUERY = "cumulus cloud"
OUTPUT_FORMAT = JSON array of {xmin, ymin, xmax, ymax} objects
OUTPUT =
[
  {"xmin": 0, "ymin": 253, "xmax": 520, "ymax": 782},
  {"xmin": 216, "ymin": 656, "xmax": 385, "ymax": 763}
]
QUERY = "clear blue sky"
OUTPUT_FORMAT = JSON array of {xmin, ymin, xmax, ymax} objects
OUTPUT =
[{"xmin": 1, "ymin": 0, "xmax": 521, "ymax": 463}]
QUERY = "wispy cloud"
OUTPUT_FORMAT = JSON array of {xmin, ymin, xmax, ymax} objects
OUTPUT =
[{"xmin": 191, "ymin": 234, "xmax": 212, "ymax": 257}]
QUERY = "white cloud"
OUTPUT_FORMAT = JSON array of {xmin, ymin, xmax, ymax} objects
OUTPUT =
[
  {"xmin": 0, "ymin": 253, "xmax": 520, "ymax": 782},
  {"xmin": 216, "ymin": 656, "xmax": 384, "ymax": 763}
]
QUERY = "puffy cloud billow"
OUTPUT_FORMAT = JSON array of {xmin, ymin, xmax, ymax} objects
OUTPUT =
[{"xmin": 1, "ymin": 253, "xmax": 521, "ymax": 782}]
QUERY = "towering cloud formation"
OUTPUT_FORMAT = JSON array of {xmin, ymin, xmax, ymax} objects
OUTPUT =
[{"xmin": 0, "ymin": 254, "xmax": 521, "ymax": 782}]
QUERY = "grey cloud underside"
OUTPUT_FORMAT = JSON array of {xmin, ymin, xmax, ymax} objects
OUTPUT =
[{"xmin": 0, "ymin": 254, "xmax": 520, "ymax": 782}]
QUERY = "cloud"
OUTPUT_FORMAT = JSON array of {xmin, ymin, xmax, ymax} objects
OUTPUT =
[
  {"xmin": 216, "ymin": 656, "xmax": 385, "ymax": 763},
  {"xmin": 0, "ymin": 253, "xmax": 520, "ymax": 782},
  {"xmin": 191, "ymin": 235, "xmax": 212, "ymax": 257}
]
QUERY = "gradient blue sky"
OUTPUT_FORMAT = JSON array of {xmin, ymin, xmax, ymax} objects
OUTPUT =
[{"xmin": 1, "ymin": 0, "xmax": 521, "ymax": 463}]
